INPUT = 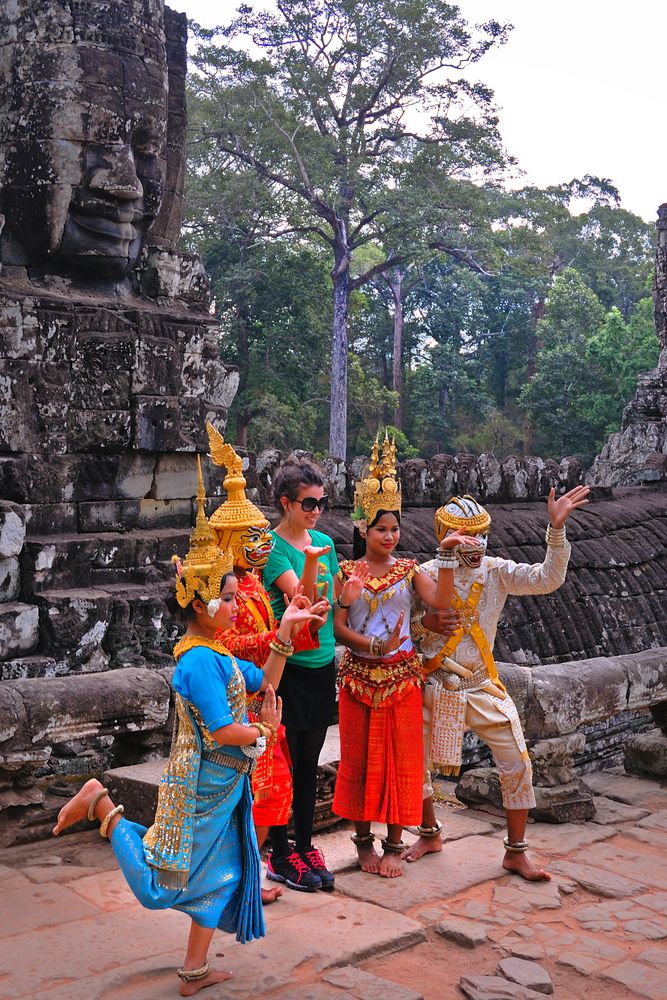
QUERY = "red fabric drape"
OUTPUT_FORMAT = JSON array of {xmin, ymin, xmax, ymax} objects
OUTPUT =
[{"xmin": 333, "ymin": 685, "xmax": 423, "ymax": 826}]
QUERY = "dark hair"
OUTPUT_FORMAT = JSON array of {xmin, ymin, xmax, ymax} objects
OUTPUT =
[
  {"xmin": 352, "ymin": 509, "xmax": 401, "ymax": 559},
  {"xmin": 274, "ymin": 458, "xmax": 324, "ymax": 516},
  {"xmin": 165, "ymin": 573, "xmax": 234, "ymax": 624}
]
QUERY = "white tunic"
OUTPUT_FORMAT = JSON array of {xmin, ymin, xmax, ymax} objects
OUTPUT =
[{"xmin": 416, "ymin": 542, "xmax": 571, "ymax": 670}]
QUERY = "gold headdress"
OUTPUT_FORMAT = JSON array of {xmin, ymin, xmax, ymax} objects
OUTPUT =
[
  {"xmin": 172, "ymin": 457, "xmax": 234, "ymax": 608},
  {"xmin": 352, "ymin": 429, "xmax": 401, "ymax": 529},
  {"xmin": 434, "ymin": 495, "xmax": 491, "ymax": 542},
  {"xmin": 206, "ymin": 422, "xmax": 272, "ymax": 571}
]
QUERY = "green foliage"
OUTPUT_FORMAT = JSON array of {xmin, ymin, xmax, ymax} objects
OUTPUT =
[
  {"xmin": 182, "ymin": 5, "xmax": 658, "ymax": 465},
  {"xmin": 519, "ymin": 272, "xmax": 659, "ymax": 461}
]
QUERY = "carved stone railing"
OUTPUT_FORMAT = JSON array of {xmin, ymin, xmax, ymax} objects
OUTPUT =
[{"xmin": 455, "ymin": 649, "xmax": 667, "ymax": 822}]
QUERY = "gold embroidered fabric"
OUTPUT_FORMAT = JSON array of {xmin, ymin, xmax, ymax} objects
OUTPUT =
[
  {"xmin": 142, "ymin": 639, "xmax": 248, "ymax": 888},
  {"xmin": 338, "ymin": 649, "xmax": 424, "ymax": 709}
]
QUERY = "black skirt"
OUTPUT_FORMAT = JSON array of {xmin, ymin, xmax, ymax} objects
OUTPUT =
[{"xmin": 277, "ymin": 657, "xmax": 337, "ymax": 731}]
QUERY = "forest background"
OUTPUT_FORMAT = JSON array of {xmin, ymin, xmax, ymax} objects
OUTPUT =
[{"xmin": 180, "ymin": 0, "xmax": 659, "ymax": 464}]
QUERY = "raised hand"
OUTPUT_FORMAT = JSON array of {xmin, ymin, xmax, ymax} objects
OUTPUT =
[
  {"xmin": 282, "ymin": 586, "xmax": 329, "ymax": 634},
  {"xmin": 259, "ymin": 685, "xmax": 282, "ymax": 730},
  {"xmin": 383, "ymin": 610, "xmax": 409, "ymax": 655},
  {"xmin": 340, "ymin": 560, "xmax": 371, "ymax": 606},
  {"xmin": 304, "ymin": 544, "xmax": 331, "ymax": 559},
  {"xmin": 547, "ymin": 485, "xmax": 590, "ymax": 528},
  {"xmin": 439, "ymin": 530, "xmax": 482, "ymax": 551}
]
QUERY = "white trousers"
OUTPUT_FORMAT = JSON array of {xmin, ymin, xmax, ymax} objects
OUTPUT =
[{"xmin": 422, "ymin": 680, "xmax": 536, "ymax": 811}]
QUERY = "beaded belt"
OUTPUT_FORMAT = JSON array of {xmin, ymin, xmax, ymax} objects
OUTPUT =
[
  {"xmin": 431, "ymin": 665, "xmax": 490, "ymax": 691},
  {"xmin": 201, "ymin": 748, "xmax": 255, "ymax": 774}
]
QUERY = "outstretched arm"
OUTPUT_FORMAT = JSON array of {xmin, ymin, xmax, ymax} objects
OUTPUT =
[{"xmin": 500, "ymin": 485, "xmax": 590, "ymax": 596}]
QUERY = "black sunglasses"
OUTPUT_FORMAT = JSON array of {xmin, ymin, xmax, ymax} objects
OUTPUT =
[{"xmin": 294, "ymin": 495, "xmax": 329, "ymax": 512}]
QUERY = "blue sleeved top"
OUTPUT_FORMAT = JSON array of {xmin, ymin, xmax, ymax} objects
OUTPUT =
[{"xmin": 173, "ymin": 646, "xmax": 264, "ymax": 735}]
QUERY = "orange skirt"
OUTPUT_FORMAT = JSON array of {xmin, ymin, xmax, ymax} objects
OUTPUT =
[{"xmin": 333, "ymin": 685, "xmax": 423, "ymax": 826}]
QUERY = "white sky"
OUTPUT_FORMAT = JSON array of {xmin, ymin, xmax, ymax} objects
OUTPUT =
[{"xmin": 177, "ymin": 0, "xmax": 667, "ymax": 223}]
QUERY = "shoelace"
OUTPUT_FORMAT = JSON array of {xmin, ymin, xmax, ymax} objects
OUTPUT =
[
  {"xmin": 305, "ymin": 847, "xmax": 327, "ymax": 870},
  {"xmin": 287, "ymin": 850, "xmax": 311, "ymax": 875}
]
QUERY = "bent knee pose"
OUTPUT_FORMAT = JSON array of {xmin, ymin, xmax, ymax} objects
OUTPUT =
[
  {"xmin": 333, "ymin": 433, "xmax": 477, "ymax": 878},
  {"xmin": 408, "ymin": 487, "xmax": 589, "ymax": 881},
  {"xmin": 206, "ymin": 424, "xmax": 329, "ymax": 901},
  {"xmin": 52, "ymin": 459, "xmax": 325, "ymax": 995}
]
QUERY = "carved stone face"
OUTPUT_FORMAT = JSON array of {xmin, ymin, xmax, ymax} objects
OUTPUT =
[{"xmin": 0, "ymin": 5, "xmax": 168, "ymax": 279}]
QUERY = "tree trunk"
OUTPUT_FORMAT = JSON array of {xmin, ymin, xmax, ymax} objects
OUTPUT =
[
  {"xmin": 524, "ymin": 294, "xmax": 545, "ymax": 455},
  {"xmin": 235, "ymin": 308, "xmax": 250, "ymax": 448},
  {"xmin": 390, "ymin": 269, "xmax": 404, "ymax": 430},
  {"xmin": 329, "ymin": 235, "xmax": 350, "ymax": 459}
]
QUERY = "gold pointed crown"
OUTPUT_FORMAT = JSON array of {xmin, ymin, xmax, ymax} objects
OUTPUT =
[
  {"xmin": 352, "ymin": 429, "xmax": 401, "ymax": 526},
  {"xmin": 172, "ymin": 457, "xmax": 234, "ymax": 608},
  {"xmin": 206, "ymin": 421, "xmax": 269, "ymax": 532},
  {"xmin": 435, "ymin": 495, "xmax": 491, "ymax": 541}
]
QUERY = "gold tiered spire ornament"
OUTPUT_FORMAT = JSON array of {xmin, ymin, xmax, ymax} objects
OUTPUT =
[
  {"xmin": 205, "ymin": 422, "xmax": 273, "ymax": 571},
  {"xmin": 172, "ymin": 456, "xmax": 233, "ymax": 608},
  {"xmin": 351, "ymin": 429, "xmax": 401, "ymax": 531}
]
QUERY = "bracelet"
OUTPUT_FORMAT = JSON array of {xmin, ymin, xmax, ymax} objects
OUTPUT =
[
  {"xmin": 99, "ymin": 804, "xmax": 124, "ymax": 839},
  {"xmin": 545, "ymin": 525, "xmax": 567, "ymax": 547},
  {"xmin": 333, "ymin": 596, "xmax": 351, "ymax": 611},
  {"xmin": 252, "ymin": 722, "xmax": 275, "ymax": 740},
  {"xmin": 369, "ymin": 636, "xmax": 386, "ymax": 657},
  {"xmin": 268, "ymin": 636, "xmax": 294, "ymax": 657},
  {"xmin": 435, "ymin": 548, "xmax": 459, "ymax": 569}
]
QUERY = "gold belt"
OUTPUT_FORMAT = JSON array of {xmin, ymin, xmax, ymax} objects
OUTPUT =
[
  {"xmin": 431, "ymin": 665, "xmax": 490, "ymax": 691},
  {"xmin": 201, "ymin": 749, "xmax": 255, "ymax": 775}
]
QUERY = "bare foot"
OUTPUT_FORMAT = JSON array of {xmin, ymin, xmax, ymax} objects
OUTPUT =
[
  {"xmin": 378, "ymin": 850, "xmax": 404, "ymax": 878},
  {"xmin": 356, "ymin": 841, "xmax": 381, "ymax": 874},
  {"xmin": 503, "ymin": 850, "xmax": 551, "ymax": 881},
  {"xmin": 402, "ymin": 834, "xmax": 443, "ymax": 863},
  {"xmin": 179, "ymin": 969, "xmax": 233, "ymax": 997},
  {"xmin": 262, "ymin": 885, "xmax": 283, "ymax": 904},
  {"xmin": 52, "ymin": 778, "xmax": 106, "ymax": 836}
]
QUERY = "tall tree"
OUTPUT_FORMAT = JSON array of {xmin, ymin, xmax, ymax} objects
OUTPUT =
[{"xmin": 188, "ymin": 1, "xmax": 511, "ymax": 457}]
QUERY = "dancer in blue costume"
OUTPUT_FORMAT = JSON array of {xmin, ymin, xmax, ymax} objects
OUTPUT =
[{"xmin": 52, "ymin": 460, "xmax": 328, "ymax": 997}]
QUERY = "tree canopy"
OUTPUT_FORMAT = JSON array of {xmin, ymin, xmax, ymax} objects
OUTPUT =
[{"xmin": 182, "ymin": 2, "xmax": 659, "ymax": 466}]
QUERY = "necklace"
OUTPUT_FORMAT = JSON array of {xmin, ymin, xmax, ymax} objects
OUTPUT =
[{"xmin": 173, "ymin": 635, "xmax": 233, "ymax": 660}]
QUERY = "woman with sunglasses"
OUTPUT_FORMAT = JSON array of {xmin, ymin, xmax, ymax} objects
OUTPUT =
[{"xmin": 263, "ymin": 458, "xmax": 361, "ymax": 892}]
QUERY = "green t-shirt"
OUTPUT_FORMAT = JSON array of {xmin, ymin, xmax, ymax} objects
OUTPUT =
[{"xmin": 264, "ymin": 528, "xmax": 339, "ymax": 668}]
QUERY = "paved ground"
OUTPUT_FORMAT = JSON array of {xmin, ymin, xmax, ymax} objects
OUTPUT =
[{"xmin": 1, "ymin": 770, "xmax": 666, "ymax": 1000}]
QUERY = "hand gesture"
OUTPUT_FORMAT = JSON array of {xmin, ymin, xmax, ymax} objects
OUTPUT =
[
  {"xmin": 547, "ymin": 485, "xmax": 590, "ymax": 528},
  {"xmin": 307, "ymin": 591, "xmax": 331, "ymax": 634},
  {"xmin": 259, "ymin": 685, "xmax": 282, "ymax": 730},
  {"xmin": 422, "ymin": 609, "xmax": 460, "ymax": 637},
  {"xmin": 439, "ymin": 531, "xmax": 482, "ymax": 551},
  {"xmin": 340, "ymin": 560, "xmax": 370, "ymax": 606},
  {"xmin": 282, "ymin": 585, "xmax": 328, "ymax": 635},
  {"xmin": 383, "ymin": 611, "xmax": 408, "ymax": 655},
  {"xmin": 304, "ymin": 544, "xmax": 331, "ymax": 559}
]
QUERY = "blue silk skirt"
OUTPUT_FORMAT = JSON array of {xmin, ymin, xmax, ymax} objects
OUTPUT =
[{"xmin": 110, "ymin": 757, "xmax": 265, "ymax": 941}]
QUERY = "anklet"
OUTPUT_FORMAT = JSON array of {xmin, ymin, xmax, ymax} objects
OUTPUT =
[
  {"xmin": 87, "ymin": 788, "xmax": 109, "ymax": 822},
  {"xmin": 177, "ymin": 961, "xmax": 210, "ymax": 982},
  {"xmin": 417, "ymin": 820, "xmax": 443, "ymax": 839},
  {"xmin": 99, "ymin": 804, "xmax": 124, "ymax": 838},
  {"xmin": 380, "ymin": 838, "xmax": 408, "ymax": 855},
  {"xmin": 503, "ymin": 836, "xmax": 529, "ymax": 853},
  {"xmin": 351, "ymin": 832, "xmax": 375, "ymax": 847}
]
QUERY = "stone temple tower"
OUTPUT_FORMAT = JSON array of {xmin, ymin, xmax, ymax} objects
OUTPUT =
[{"xmin": 0, "ymin": 1, "xmax": 238, "ymax": 842}]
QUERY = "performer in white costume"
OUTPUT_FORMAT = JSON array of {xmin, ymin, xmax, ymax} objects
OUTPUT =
[{"xmin": 407, "ymin": 486, "xmax": 589, "ymax": 880}]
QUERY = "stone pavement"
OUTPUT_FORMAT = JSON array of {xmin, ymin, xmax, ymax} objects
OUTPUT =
[{"xmin": 1, "ymin": 770, "xmax": 666, "ymax": 1000}]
